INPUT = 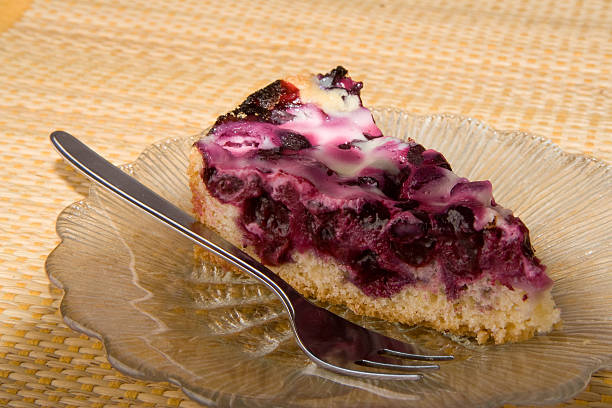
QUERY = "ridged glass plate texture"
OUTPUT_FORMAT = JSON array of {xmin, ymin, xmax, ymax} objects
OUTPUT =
[{"xmin": 46, "ymin": 109, "xmax": 612, "ymax": 408}]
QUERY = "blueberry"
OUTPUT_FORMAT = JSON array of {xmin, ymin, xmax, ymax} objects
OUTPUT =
[
  {"xmin": 389, "ymin": 217, "xmax": 425, "ymax": 239},
  {"xmin": 354, "ymin": 249, "xmax": 379, "ymax": 270},
  {"xmin": 356, "ymin": 201, "xmax": 390, "ymax": 230},
  {"xmin": 435, "ymin": 206, "xmax": 475, "ymax": 235},
  {"xmin": 480, "ymin": 227, "xmax": 514, "ymax": 272},
  {"xmin": 381, "ymin": 167, "xmax": 410, "ymax": 199},
  {"xmin": 357, "ymin": 176, "xmax": 379, "ymax": 187},
  {"xmin": 391, "ymin": 237, "xmax": 436, "ymax": 266},
  {"xmin": 342, "ymin": 176, "xmax": 379, "ymax": 188},
  {"xmin": 407, "ymin": 166, "xmax": 445, "ymax": 191},
  {"xmin": 351, "ymin": 250, "xmax": 409, "ymax": 297},
  {"xmin": 388, "ymin": 215, "xmax": 436, "ymax": 266},
  {"xmin": 319, "ymin": 226, "xmax": 335, "ymax": 241},
  {"xmin": 394, "ymin": 200, "xmax": 419, "ymax": 211},
  {"xmin": 202, "ymin": 166, "xmax": 216, "ymax": 183},
  {"xmin": 207, "ymin": 173, "xmax": 244, "ymax": 201},
  {"xmin": 304, "ymin": 210, "xmax": 339, "ymax": 254},
  {"xmin": 275, "ymin": 183, "xmax": 299, "ymax": 203},
  {"xmin": 278, "ymin": 131, "xmax": 312, "ymax": 151},
  {"xmin": 243, "ymin": 194, "xmax": 290, "ymax": 237},
  {"xmin": 409, "ymin": 210, "xmax": 432, "ymax": 232},
  {"xmin": 438, "ymin": 234, "xmax": 484, "ymax": 298},
  {"xmin": 240, "ymin": 193, "xmax": 293, "ymax": 265},
  {"xmin": 257, "ymin": 147, "xmax": 282, "ymax": 160}
]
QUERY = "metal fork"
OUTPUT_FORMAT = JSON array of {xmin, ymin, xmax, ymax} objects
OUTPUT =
[{"xmin": 50, "ymin": 130, "xmax": 453, "ymax": 381}]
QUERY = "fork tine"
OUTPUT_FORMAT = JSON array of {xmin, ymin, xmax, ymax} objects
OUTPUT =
[
  {"xmin": 379, "ymin": 348, "xmax": 455, "ymax": 361},
  {"xmin": 313, "ymin": 363, "xmax": 424, "ymax": 381},
  {"xmin": 356, "ymin": 359, "xmax": 440, "ymax": 371}
]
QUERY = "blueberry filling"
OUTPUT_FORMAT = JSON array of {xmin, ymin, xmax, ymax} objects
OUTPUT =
[{"xmin": 197, "ymin": 67, "xmax": 552, "ymax": 299}]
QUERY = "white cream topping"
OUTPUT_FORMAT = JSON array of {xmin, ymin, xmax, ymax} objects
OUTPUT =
[
  {"xmin": 313, "ymin": 141, "xmax": 401, "ymax": 177},
  {"xmin": 286, "ymin": 74, "xmax": 362, "ymax": 114},
  {"xmin": 279, "ymin": 103, "xmax": 403, "ymax": 178}
]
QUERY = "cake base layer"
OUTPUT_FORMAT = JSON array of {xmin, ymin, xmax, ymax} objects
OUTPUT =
[{"xmin": 189, "ymin": 147, "xmax": 560, "ymax": 345}]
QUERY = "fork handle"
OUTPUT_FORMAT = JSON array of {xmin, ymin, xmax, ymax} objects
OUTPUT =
[{"xmin": 50, "ymin": 131, "xmax": 300, "ymax": 316}]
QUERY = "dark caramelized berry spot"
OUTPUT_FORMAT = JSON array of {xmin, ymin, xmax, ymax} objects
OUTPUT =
[
  {"xmin": 411, "ymin": 210, "xmax": 432, "ymax": 229},
  {"xmin": 277, "ymin": 80, "xmax": 300, "ymax": 105},
  {"xmin": 243, "ymin": 80, "xmax": 289, "ymax": 111},
  {"xmin": 406, "ymin": 144, "xmax": 425, "ymax": 165},
  {"xmin": 214, "ymin": 80, "xmax": 299, "ymax": 125},
  {"xmin": 423, "ymin": 151, "xmax": 452, "ymax": 171},
  {"xmin": 518, "ymin": 221, "xmax": 536, "ymax": 257}
]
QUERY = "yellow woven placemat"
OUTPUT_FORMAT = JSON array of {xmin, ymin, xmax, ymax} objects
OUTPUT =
[{"xmin": 0, "ymin": 0, "xmax": 610, "ymax": 406}]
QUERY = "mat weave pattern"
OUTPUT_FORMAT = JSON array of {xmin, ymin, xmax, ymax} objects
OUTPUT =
[{"xmin": 0, "ymin": 0, "xmax": 610, "ymax": 406}]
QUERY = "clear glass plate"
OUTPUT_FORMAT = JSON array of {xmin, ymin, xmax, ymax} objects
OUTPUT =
[{"xmin": 46, "ymin": 109, "xmax": 612, "ymax": 407}]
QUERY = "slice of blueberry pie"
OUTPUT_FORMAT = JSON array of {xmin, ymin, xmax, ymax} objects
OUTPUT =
[{"xmin": 188, "ymin": 66, "xmax": 560, "ymax": 344}]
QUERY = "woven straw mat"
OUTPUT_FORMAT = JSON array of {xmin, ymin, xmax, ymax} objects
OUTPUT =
[{"xmin": 0, "ymin": 0, "xmax": 610, "ymax": 407}]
